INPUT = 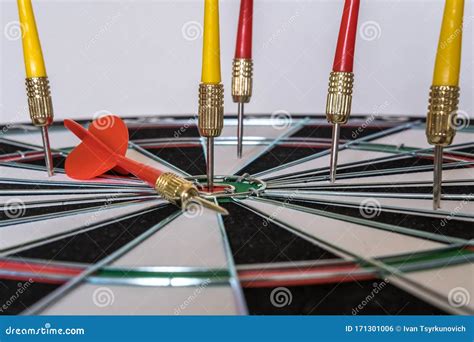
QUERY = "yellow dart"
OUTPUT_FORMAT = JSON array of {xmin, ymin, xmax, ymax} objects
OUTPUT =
[
  {"xmin": 17, "ymin": 0, "xmax": 54, "ymax": 176},
  {"xmin": 426, "ymin": 0, "xmax": 464, "ymax": 209},
  {"xmin": 198, "ymin": 0, "xmax": 224, "ymax": 191}
]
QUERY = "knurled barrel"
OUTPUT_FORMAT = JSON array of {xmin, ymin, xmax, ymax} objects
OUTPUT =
[
  {"xmin": 198, "ymin": 83, "xmax": 224, "ymax": 137},
  {"xmin": 426, "ymin": 85, "xmax": 460, "ymax": 146},
  {"xmin": 232, "ymin": 58, "xmax": 253, "ymax": 103},
  {"xmin": 326, "ymin": 71, "xmax": 354, "ymax": 124},
  {"xmin": 154, "ymin": 172, "xmax": 199, "ymax": 207},
  {"xmin": 25, "ymin": 77, "xmax": 54, "ymax": 127}
]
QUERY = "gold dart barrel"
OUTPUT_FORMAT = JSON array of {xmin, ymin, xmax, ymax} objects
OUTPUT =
[
  {"xmin": 155, "ymin": 172, "xmax": 199, "ymax": 206},
  {"xmin": 426, "ymin": 85, "xmax": 459, "ymax": 146},
  {"xmin": 232, "ymin": 58, "xmax": 253, "ymax": 103},
  {"xmin": 325, "ymin": 71, "xmax": 354, "ymax": 124},
  {"xmin": 25, "ymin": 76, "xmax": 53, "ymax": 126},
  {"xmin": 155, "ymin": 172, "xmax": 228, "ymax": 215},
  {"xmin": 198, "ymin": 83, "xmax": 224, "ymax": 138}
]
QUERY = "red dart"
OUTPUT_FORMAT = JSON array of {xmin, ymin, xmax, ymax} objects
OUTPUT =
[
  {"xmin": 64, "ymin": 116, "xmax": 228, "ymax": 215},
  {"xmin": 232, "ymin": 0, "xmax": 254, "ymax": 158},
  {"xmin": 326, "ymin": 0, "xmax": 361, "ymax": 184}
]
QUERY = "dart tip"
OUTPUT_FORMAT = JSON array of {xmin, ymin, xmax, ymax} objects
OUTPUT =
[
  {"xmin": 329, "ymin": 123, "xmax": 340, "ymax": 184},
  {"xmin": 432, "ymin": 145, "xmax": 443, "ymax": 210},
  {"xmin": 40, "ymin": 126, "xmax": 54, "ymax": 177},
  {"xmin": 432, "ymin": 194, "xmax": 440, "ymax": 210},
  {"xmin": 237, "ymin": 103, "xmax": 244, "ymax": 159},
  {"xmin": 206, "ymin": 138, "xmax": 214, "ymax": 191},
  {"xmin": 432, "ymin": 175, "xmax": 441, "ymax": 210},
  {"xmin": 188, "ymin": 197, "xmax": 229, "ymax": 216},
  {"xmin": 329, "ymin": 164, "xmax": 337, "ymax": 184}
]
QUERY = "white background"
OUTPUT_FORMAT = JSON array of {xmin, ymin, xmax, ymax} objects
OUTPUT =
[{"xmin": 0, "ymin": 0, "xmax": 473, "ymax": 124}]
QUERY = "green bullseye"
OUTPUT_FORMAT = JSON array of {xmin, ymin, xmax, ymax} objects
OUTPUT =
[{"xmin": 193, "ymin": 175, "xmax": 266, "ymax": 203}]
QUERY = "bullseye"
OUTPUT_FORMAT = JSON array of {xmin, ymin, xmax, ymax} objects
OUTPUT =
[{"xmin": 194, "ymin": 175, "xmax": 266, "ymax": 200}]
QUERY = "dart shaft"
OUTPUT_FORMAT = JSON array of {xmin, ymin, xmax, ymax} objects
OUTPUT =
[
  {"xmin": 333, "ymin": 0, "xmax": 360, "ymax": 72},
  {"xmin": 18, "ymin": 0, "xmax": 47, "ymax": 78},
  {"xmin": 329, "ymin": 123, "xmax": 340, "ymax": 183},
  {"xmin": 116, "ymin": 155, "xmax": 162, "ymax": 186},
  {"xmin": 433, "ymin": 0, "xmax": 464, "ymax": 86},
  {"xmin": 202, "ymin": 0, "xmax": 221, "ymax": 84},
  {"xmin": 235, "ymin": 0, "xmax": 253, "ymax": 59},
  {"xmin": 237, "ymin": 102, "xmax": 244, "ymax": 158},
  {"xmin": 433, "ymin": 145, "xmax": 443, "ymax": 209}
]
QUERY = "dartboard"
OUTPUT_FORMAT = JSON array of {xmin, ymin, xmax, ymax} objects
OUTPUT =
[{"xmin": 0, "ymin": 115, "xmax": 472, "ymax": 315}]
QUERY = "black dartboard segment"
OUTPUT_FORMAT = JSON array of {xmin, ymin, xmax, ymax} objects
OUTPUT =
[
  {"xmin": 139, "ymin": 144, "xmax": 206, "ymax": 175},
  {"xmin": 274, "ymin": 198, "xmax": 474, "ymax": 241},
  {"xmin": 0, "ymin": 278, "xmax": 61, "ymax": 316},
  {"xmin": 222, "ymin": 202, "xmax": 341, "ymax": 264},
  {"xmin": 244, "ymin": 279, "xmax": 447, "ymax": 315},
  {"xmin": 13, "ymin": 205, "xmax": 178, "ymax": 264}
]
